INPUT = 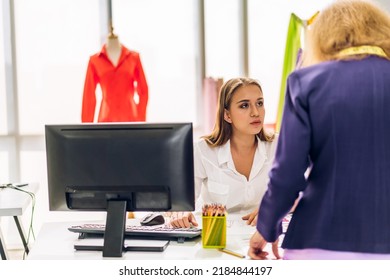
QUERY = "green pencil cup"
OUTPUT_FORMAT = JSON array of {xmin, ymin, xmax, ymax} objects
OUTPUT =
[{"xmin": 202, "ymin": 215, "xmax": 226, "ymax": 248}]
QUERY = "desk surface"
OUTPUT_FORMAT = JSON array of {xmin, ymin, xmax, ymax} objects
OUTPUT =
[
  {"xmin": 0, "ymin": 183, "xmax": 39, "ymax": 217},
  {"xmin": 27, "ymin": 214, "xmax": 264, "ymax": 260}
]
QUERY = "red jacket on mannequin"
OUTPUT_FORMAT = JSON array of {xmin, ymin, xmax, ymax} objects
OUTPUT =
[{"xmin": 81, "ymin": 44, "xmax": 148, "ymax": 122}]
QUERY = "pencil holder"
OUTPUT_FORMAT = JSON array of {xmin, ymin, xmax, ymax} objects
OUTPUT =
[{"xmin": 202, "ymin": 215, "xmax": 226, "ymax": 248}]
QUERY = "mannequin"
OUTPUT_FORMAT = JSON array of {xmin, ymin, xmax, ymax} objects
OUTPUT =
[
  {"xmin": 106, "ymin": 27, "xmax": 121, "ymax": 67},
  {"xmin": 81, "ymin": 25, "xmax": 149, "ymax": 123}
]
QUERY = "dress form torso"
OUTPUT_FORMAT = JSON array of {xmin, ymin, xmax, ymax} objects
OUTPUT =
[
  {"xmin": 82, "ymin": 32, "xmax": 149, "ymax": 123},
  {"xmin": 106, "ymin": 35, "xmax": 121, "ymax": 67}
]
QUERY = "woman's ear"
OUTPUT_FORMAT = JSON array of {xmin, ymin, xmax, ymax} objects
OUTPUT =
[{"xmin": 224, "ymin": 109, "xmax": 232, "ymax": 123}]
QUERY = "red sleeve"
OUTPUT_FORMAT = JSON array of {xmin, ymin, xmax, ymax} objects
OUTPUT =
[
  {"xmin": 81, "ymin": 58, "xmax": 98, "ymax": 122},
  {"xmin": 134, "ymin": 54, "xmax": 148, "ymax": 121}
]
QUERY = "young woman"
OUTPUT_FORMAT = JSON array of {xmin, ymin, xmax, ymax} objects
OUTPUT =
[{"xmin": 169, "ymin": 77, "xmax": 277, "ymax": 228}]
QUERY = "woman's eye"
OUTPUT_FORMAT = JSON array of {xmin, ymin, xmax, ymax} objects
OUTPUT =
[
  {"xmin": 239, "ymin": 103, "xmax": 249, "ymax": 109},
  {"xmin": 257, "ymin": 101, "xmax": 264, "ymax": 107}
]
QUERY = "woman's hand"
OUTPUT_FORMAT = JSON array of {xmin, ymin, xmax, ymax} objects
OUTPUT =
[
  {"xmin": 248, "ymin": 230, "xmax": 268, "ymax": 259},
  {"xmin": 167, "ymin": 212, "xmax": 198, "ymax": 228},
  {"xmin": 248, "ymin": 231, "xmax": 281, "ymax": 260},
  {"xmin": 241, "ymin": 208, "xmax": 258, "ymax": 226}
]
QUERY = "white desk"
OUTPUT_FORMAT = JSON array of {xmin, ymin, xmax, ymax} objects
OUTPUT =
[
  {"xmin": 0, "ymin": 183, "xmax": 39, "ymax": 260},
  {"xmin": 27, "ymin": 214, "xmax": 263, "ymax": 260}
]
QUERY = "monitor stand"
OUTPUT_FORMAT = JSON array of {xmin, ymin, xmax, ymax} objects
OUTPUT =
[
  {"xmin": 102, "ymin": 200, "xmax": 127, "ymax": 257},
  {"xmin": 73, "ymin": 200, "xmax": 127, "ymax": 257}
]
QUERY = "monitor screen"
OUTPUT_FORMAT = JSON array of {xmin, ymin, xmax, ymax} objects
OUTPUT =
[{"xmin": 45, "ymin": 122, "xmax": 195, "ymax": 257}]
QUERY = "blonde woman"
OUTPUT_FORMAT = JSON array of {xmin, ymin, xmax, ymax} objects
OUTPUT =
[{"xmin": 249, "ymin": 0, "xmax": 390, "ymax": 260}]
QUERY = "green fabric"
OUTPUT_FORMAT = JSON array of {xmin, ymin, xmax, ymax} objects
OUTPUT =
[{"xmin": 276, "ymin": 13, "xmax": 304, "ymax": 132}]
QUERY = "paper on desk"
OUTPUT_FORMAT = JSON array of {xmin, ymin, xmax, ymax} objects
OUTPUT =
[{"xmin": 226, "ymin": 218, "xmax": 256, "ymax": 236}]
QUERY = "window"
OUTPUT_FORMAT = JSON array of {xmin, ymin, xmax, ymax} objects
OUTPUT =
[
  {"xmin": 113, "ymin": 0, "xmax": 199, "ymax": 125},
  {"xmin": 14, "ymin": 0, "xmax": 101, "ymax": 134}
]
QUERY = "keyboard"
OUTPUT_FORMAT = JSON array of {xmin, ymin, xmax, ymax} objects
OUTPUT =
[{"xmin": 68, "ymin": 223, "xmax": 202, "ymax": 243}]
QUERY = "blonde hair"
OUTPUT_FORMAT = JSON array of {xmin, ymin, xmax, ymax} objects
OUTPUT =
[
  {"xmin": 203, "ymin": 77, "xmax": 274, "ymax": 147},
  {"xmin": 303, "ymin": 0, "xmax": 390, "ymax": 65}
]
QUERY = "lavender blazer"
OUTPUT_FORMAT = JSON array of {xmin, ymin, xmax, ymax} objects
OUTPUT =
[{"xmin": 257, "ymin": 56, "xmax": 390, "ymax": 253}]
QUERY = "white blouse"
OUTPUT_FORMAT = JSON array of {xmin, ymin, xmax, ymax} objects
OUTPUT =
[{"xmin": 193, "ymin": 136, "xmax": 278, "ymax": 215}]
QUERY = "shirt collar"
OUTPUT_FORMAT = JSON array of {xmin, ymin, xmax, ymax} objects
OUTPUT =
[
  {"xmin": 217, "ymin": 140, "xmax": 231, "ymax": 166},
  {"xmin": 217, "ymin": 136, "xmax": 268, "ymax": 167},
  {"xmin": 98, "ymin": 44, "xmax": 131, "ymax": 64}
]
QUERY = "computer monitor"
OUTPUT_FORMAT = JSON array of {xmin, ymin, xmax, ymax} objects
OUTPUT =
[{"xmin": 45, "ymin": 122, "xmax": 194, "ymax": 257}]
